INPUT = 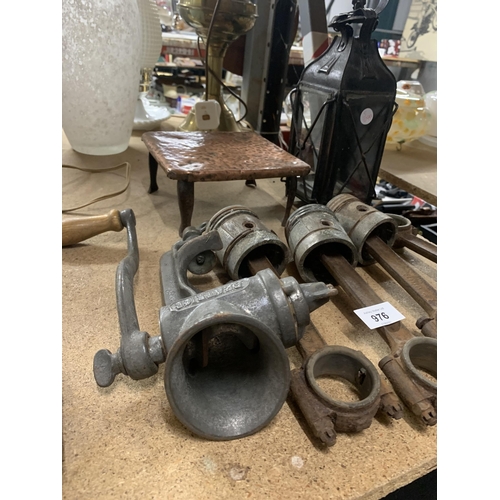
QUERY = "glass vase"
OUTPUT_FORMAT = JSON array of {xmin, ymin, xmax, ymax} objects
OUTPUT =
[{"xmin": 62, "ymin": 0, "xmax": 142, "ymax": 155}]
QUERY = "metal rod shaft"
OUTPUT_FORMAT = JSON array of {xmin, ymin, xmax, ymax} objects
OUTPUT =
[
  {"xmin": 364, "ymin": 235, "xmax": 437, "ymax": 318},
  {"xmin": 248, "ymin": 253, "xmax": 403, "ymax": 423},
  {"xmin": 247, "ymin": 255, "xmax": 279, "ymax": 276},
  {"xmin": 399, "ymin": 232, "xmax": 437, "ymax": 263},
  {"xmin": 320, "ymin": 253, "xmax": 413, "ymax": 352},
  {"xmin": 318, "ymin": 252, "xmax": 435, "ymax": 421}
]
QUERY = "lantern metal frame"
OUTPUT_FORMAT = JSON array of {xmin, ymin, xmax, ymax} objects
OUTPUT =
[{"xmin": 289, "ymin": 0, "xmax": 398, "ymax": 205}]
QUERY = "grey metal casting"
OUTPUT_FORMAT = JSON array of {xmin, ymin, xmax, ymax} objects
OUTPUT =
[
  {"xmin": 160, "ymin": 229, "xmax": 336, "ymax": 440},
  {"xmin": 285, "ymin": 204, "xmax": 358, "ymax": 284},
  {"xmin": 93, "ymin": 209, "xmax": 166, "ymax": 388},
  {"xmin": 205, "ymin": 204, "xmax": 402, "ymax": 445},
  {"xmin": 93, "ymin": 217, "xmax": 336, "ymax": 441},
  {"xmin": 327, "ymin": 193, "xmax": 398, "ymax": 265},
  {"xmin": 205, "ymin": 205, "xmax": 290, "ymax": 279}
]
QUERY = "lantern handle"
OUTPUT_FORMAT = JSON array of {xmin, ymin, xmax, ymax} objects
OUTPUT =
[
  {"xmin": 373, "ymin": 0, "xmax": 389, "ymax": 15},
  {"xmin": 350, "ymin": 0, "xmax": 389, "ymax": 14},
  {"xmin": 329, "ymin": 2, "xmax": 378, "ymax": 31}
]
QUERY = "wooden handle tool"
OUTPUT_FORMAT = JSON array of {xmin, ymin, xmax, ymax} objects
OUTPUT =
[{"xmin": 62, "ymin": 209, "xmax": 124, "ymax": 247}]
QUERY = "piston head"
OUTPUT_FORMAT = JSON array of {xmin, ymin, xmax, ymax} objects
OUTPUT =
[
  {"xmin": 327, "ymin": 194, "xmax": 397, "ymax": 265},
  {"xmin": 206, "ymin": 205, "xmax": 289, "ymax": 279},
  {"xmin": 285, "ymin": 204, "xmax": 358, "ymax": 284},
  {"xmin": 164, "ymin": 306, "xmax": 291, "ymax": 440}
]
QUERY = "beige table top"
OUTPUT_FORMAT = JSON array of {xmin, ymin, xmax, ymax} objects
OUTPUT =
[
  {"xmin": 62, "ymin": 127, "xmax": 436, "ymax": 500},
  {"xmin": 379, "ymin": 141, "xmax": 437, "ymax": 206}
]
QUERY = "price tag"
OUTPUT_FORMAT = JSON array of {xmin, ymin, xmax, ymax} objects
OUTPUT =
[{"xmin": 353, "ymin": 302, "xmax": 405, "ymax": 329}]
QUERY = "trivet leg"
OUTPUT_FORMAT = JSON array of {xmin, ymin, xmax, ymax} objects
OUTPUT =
[
  {"xmin": 148, "ymin": 154, "xmax": 159, "ymax": 193},
  {"xmin": 282, "ymin": 176, "xmax": 297, "ymax": 226},
  {"xmin": 177, "ymin": 180, "xmax": 195, "ymax": 236}
]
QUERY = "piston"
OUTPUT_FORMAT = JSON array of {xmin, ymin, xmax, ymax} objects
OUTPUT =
[
  {"xmin": 205, "ymin": 205, "xmax": 289, "ymax": 280},
  {"xmin": 327, "ymin": 194, "xmax": 437, "ymax": 321},
  {"xmin": 285, "ymin": 204, "xmax": 358, "ymax": 284},
  {"xmin": 285, "ymin": 204, "xmax": 437, "ymax": 426},
  {"xmin": 207, "ymin": 205, "xmax": 403, "ymax": 445},
  {"xmin": 327, "ymin": 193, "xmax": 397, "ymax": 265}
]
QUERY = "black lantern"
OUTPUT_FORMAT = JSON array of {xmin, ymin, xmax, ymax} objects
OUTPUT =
[{"xmin": 289, "ymin": 0, "xmax": 397, "ymax": 205}]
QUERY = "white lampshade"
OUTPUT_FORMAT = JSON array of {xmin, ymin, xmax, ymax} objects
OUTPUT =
[
  {"xmin": 63, "ymin": 0, "xmax": 142, "ymax": 155},
  {"xmin": 137, "ymin": 0, "xmax": 163, "ymax": 69}
]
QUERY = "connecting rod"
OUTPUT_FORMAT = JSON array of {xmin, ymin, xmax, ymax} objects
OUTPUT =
[
  {"xmin": 207, "ymin": 206, "xmax": 404, "ymax": 446},
  {"xmin": 286, "ymin": 204, "xmax": 437, "ymax": 427},
  {"xmin": 327, "ymin": 194, "xmax": 437, "ymax": 335},
  {"xmin": 390, "ymin": 213, "xmax": 437, "ymax": 263}
]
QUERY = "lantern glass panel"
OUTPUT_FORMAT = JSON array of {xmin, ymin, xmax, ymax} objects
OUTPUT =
[
  {"xmin": 290, "ymin": 2, "xmax": 397, "ymax": 205},
  {"xmin": 294, "ymin": 89, "xmax": 329, "ymax": 201}
]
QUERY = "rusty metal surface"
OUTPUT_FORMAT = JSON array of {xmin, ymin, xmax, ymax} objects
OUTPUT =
[
  {"xmin": 208, "ymin": 211, "xmax": 402, "ymax": 447},
  {"xmin": 416, "ymin": 317, "xmax": 437, "ymax": 339},
  {"xmin": 326, "ymin": 196, "xmax": 437, "ymax": 323},
  {"xmin": 326, "ymin": 193, "xmax": 397, "ymax": 265},
  {"xmin": 289, "ymin": 345, "xmax": 387, "ymax": 447},
  {"xmin": 390, "ymin": 214, "xmax": 438, "ymax": 263},
  {"xmin": 206, "ymin": 205, "xmax": 289, "ymax": 280},
  {"xmin": 284, "ymin": 205, "xmax": 437, "ymax": 427},
  {"xmin": 141, "ymin": 131, "xmax": 311, "ymax": 182},
  {"xmin": 294, "ymin": 324, "xmax": 404, "ymax": 427},
  {"xmin": 319, "ymin": 253, "xmax": 437, "ymax": 426},
  {"xmin": 379, "ymin": 337, "xmax": 437, "ymax": 427},
  {"xmin": 295, "ymin": 323, "xmax": 400, "ymax": 422},
  {"xmin": 320, "ymin": 254, "xmax": 413, "ymax": 351},
  {"xmin": 292, "ymin": 325, "xmax": 405, "ymax": 442},
  {"xmin": 402, "ymin": 233, "xmax": 438, "ymax": 263},
  {"xmin": 365, "ymin": 235, "xmax": 437, "ymax": 319},
  {"xmin": 272, "ymin": 282, "xmax": 401, "ymax": 422}
]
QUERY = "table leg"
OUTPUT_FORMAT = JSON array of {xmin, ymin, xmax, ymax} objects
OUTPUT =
[
  {"xmin": 282, "ymin": 176, "xmax": 298, "ymax": 227},
  {"xmin": 177, "ymin": 180, "xmax": 195, "ymax": 236},
  {"xmin": 148, "ymin": 154, "xmax": 159, "ymax": 194}
]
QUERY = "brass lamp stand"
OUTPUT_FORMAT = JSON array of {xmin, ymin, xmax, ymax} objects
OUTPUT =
[{"xmin": 177, "ymin": 0, "xmax": 257, "ymax": 131}]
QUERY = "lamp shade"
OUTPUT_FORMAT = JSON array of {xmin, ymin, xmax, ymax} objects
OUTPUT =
[
  {"xmin": 62, "ymin": 0, "xmax": 142, "ymax": 155},
  {"xmin": 137, "ymin": 0, "xmax": 163, "ymax": 70},
  {"xmin": 386, "ymin": 89, "xmax": 430, "ymax": 146}
]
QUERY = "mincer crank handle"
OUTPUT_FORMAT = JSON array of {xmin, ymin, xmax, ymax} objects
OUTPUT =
[{"xmin": 62, "ymin": 209, "xmax": 124, "ymax": 247}]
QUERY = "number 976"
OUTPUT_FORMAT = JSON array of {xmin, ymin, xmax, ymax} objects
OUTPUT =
[{"xmin": 371, "ymin": 312, "xmax": 389, "ymax": 322}]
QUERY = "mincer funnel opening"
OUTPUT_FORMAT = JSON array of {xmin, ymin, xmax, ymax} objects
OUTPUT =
[{"xmin": 165, "ymin": 318, "xmax": 290, "ymax": 440}]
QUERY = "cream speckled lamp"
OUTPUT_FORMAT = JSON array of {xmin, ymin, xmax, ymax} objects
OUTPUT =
[
  {"xmin": 62, "ymin": 0, "xmax": 142, "ymax": 155},
  {"xmin": 134, "ymin": 0, "xmax": 169, "ymax": 130},
  {"xmin": 137, "ymin": 0, "xmax": 164, "ymax": 92}
]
